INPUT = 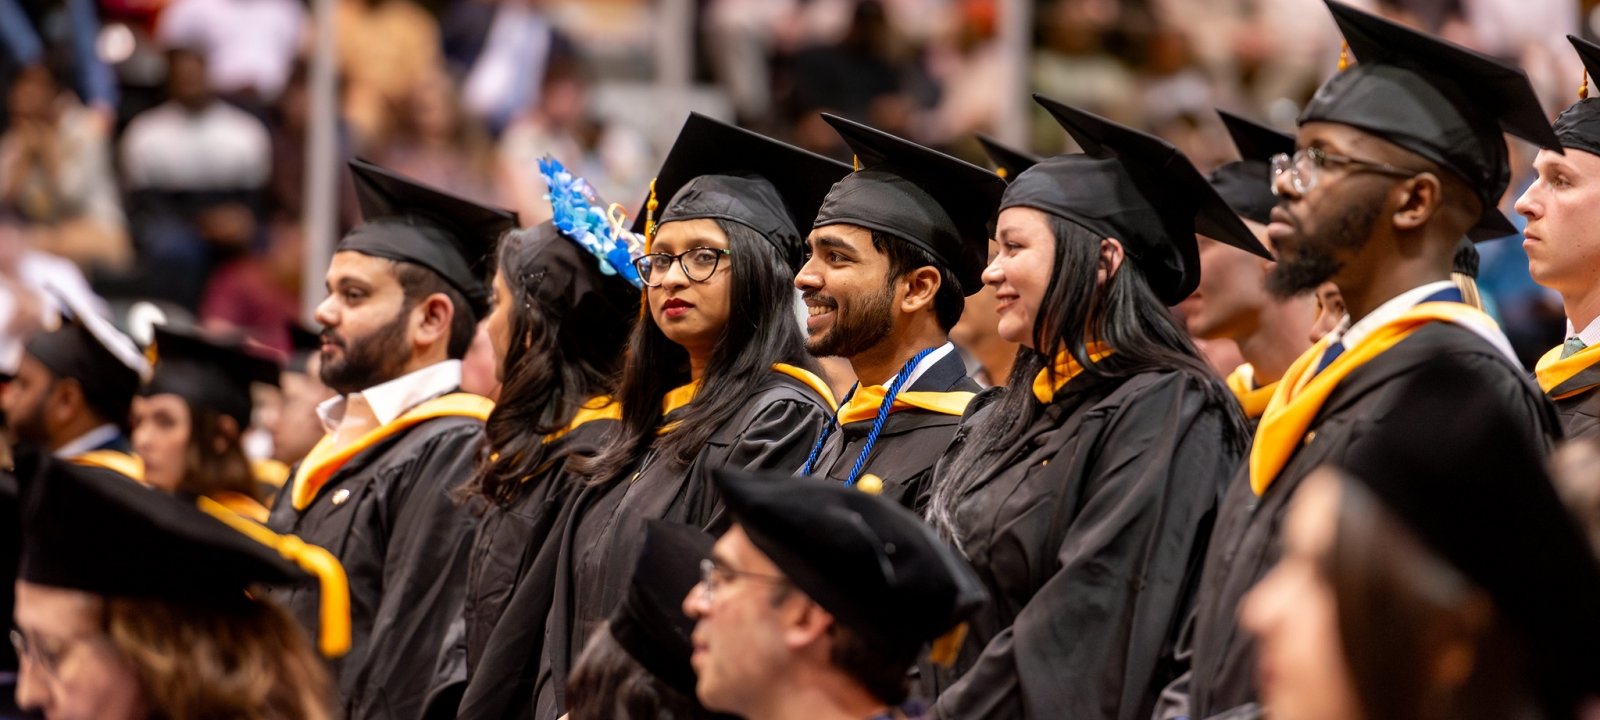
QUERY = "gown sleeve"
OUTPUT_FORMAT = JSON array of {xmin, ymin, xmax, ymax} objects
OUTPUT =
[
  {"xmin": 935, "ymin": 375, "xmax": 1237, "ymax": 720},
  {"xmin": 347, "ymin": 422, "xmax": 485, "ymax": 720}
]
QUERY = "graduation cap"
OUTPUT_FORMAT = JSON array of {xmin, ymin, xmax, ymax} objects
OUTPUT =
[
  {"xmin": 1302, "ymin": 1, "xmax": 1561, "ymax": 241},
  {"xmin": 24, "ymin": 289, "xmax": 150, "ymax": 427},
  {"xmin": 1007, "ymin": 95, "xmax": 1271, "ymax": 305},
  {"xmin": 527, "ymin": 155, "xmax": 643, "ymax": 355},
  {"xmin": 631, "ymin": 113, "xmax": 851, "ymax": 272},
  {"xmin": 341, "ymin": 159, "xmax": 518, "ymax": 317},
  {"xmin": 608, "ymin": 520, "xmax": 715, "ymax": 699},
  {"xmin": 142, "ymin": 324, "xmax": 281, "ymax": 427},
  {"xmin": 1333, "ymin": 362, "xmax": 1600, "ymax": 718},
  {"xmin": 286, "ymin": 322, "xmax": 321, "ymax": 374},
  {"xmin": 975, "ymin": 134, "xmax": 1040, "ymax": 183},
  {"xmin": 15, "ymin": 450, "xmax": 352, "ymax": 656},
  {"xmin": 1554, "ymin": 35, "xmax": 1600, "ymax": 158},
  {"xmin": 712, "ymin": 468, "xmax": 987, "ymax": 663},
  {"xmin": 814, "ymin": 115, "xmax": 1006, "ymax": 295},
  {"xmin": 1209, "ymin": 111, "xmax": 1295, "ymax": 226}
]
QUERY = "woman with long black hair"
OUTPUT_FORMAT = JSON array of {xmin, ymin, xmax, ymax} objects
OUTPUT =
[
  {"xmin": 430, "ymin": 157, "xmax": 643, "ymax": 716},
  {"xmin": 529, "ymin": 113, "xmax": 849, "ymax": 720},
  {"xmin": 920, "ymin": 97, "xmax": 1270, "ymax": 720}
]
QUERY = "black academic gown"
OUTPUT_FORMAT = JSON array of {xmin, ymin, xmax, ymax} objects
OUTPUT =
[
  {"xmin": 422, "ymin": 418, "xmax": 617, "ymax": 718},
  {"xmin": 810, "ymin": 350, "xmax": 978, "ymax": 511},
  {"xmin": 529, "ymin": 372, "xmax": 831, "ymax": 720},
  {"xmin": 926, "ymin": 360, "xmax": 1242, "ymax": 720},
  {"xmin": 266, "ymin": 398, "xmax": 485, "ymax": 720},
  {"xmin": 1159, "ymin": 322, "xmax": 1560, "ymax": 720},
  {"xmin": 1550, "ymin": 378, "xmax": 1600, "ymax": 442}
]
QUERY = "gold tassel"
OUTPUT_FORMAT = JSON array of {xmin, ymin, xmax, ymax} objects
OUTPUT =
[
  {"xmin": 1338, "ymin": 40, "xmax": 1350, "ymax": 72},
  {"xmin": 143, "ymin": 341, "xmax": 159, "ymax": 368},
  {"xmin": 928, "ymin": 622, "xmax": 969, "ymax": 667},
  {"xmin": 853, "ymin": 154, "xmax": 862, "ymax": 172},
  {"xmin": 197, "ymin": 497, "xmax": 352, "ymax": 658},
  {"xmin": 995, "ymin": 167, "xmax": 1008, "ymax": 180},
  {"xmin": 1582, "ymin": 69, "xmax": 1590, "ymax": 100},
  {"xmin": 644, "ymin": 177, "xmax": 659, "ymax": 249}
]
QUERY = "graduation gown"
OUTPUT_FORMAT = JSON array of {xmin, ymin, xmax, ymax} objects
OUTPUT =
[
  {"xmin": 421, "ymin": 415, "xmax": 618, "ymax": 718},
  {"xmin": 1534, "ymin": 344, "xmax": 1600, "ymax": 442},
  {"xmin": 809, "ymin": 349, "xmax": 978, "ymax": 510},
  {"xmin": 530, "ymin": 370, "xmax": 832, "ymax": 719},
  {"xmin": 1161, "ymin": 322, "xmax": 1560, "ymax": 720},
  {"xmin": 927, "ymin": 359, "xmax": 1242, "ymax": 720},
  {"xmin": 266, "ymin": 392, "xmax": 488, "ymax": 720}
]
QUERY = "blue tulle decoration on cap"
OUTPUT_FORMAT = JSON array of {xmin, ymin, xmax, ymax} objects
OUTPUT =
[{"xmin": 539, "ymin": 155, "xmax": 646, "ymax": 288}]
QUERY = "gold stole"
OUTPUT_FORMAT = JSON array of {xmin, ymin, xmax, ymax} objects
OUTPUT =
[
  {"xmin": 290, "ymin": 393, "xmax": 494, "ymax": 511},
  {"xmin": 1250, "ymin": 302, "xmax": 1498, "ymax": 495},
  {"xmin": 658, "ymin": 364, "xmax": 837, "ymax": 435},
  {"xmin": 1225, "ymin": 365, "xmax": 1277, "ymax": 420},
  {"xmin": 1031, "ymin": 343, "xmax": 1114, "ymax": 403},
  {"xmin": 69, "ymin": 450, "xmax": 144, "ymax": 483},
  {"xmin": 1535, "ymin": 343, "xmax": 1600, "ymax": 400}
]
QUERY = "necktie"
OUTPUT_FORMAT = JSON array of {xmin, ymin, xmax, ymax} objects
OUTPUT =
[
  {"xmin": 1562, "ymin": 337, "xmax": 1587, "ymax": 359},
  {"xmin": 1313, "ymin": 341, "xmax": 1346, "ymax": 376}
]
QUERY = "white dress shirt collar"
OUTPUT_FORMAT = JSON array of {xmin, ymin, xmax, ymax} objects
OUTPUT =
[{"xmin": 316, "ymin": 359, "xmax": 464, "ymax": 434}]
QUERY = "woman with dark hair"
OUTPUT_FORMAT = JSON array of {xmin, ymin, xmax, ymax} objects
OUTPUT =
[
  {"xmin": 430, "ymin": 158, "xmax": 641, "ymax": 715},
  {"xmin": 921, "ymin": 97, "xmax": 1271, "ymax": 720},
  {"xmin": 529, "ymin": 113, "xmax": 849, "ymax": 720},
  {"xmin": 131, "ymin": 325, "xmax": 281, "ymax": 522},
  {"xmin": 1242, "ymin": 363, "xmax": 1600, "ymax": 720}
]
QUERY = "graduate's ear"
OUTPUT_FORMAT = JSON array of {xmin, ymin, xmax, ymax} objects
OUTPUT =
[
  {"xmin": 782, "ymin": 595, "xmax": 834, "ymax": 653},
  {"xmin": 1096, "ymin": 237, "xmax": 1126, "ymax": 286},
  {"xmin": 50, "ymin": 378, "xmax": 87, "ymax": 425},
  {"xmin": 1392, "ymin": 172, "xmax": 1444, "ymax": 232},
  {"xmin": 898, "ymin": 266, "xmax": 942, "ymax": 316},
  {"xmin": 410, "ymin": 293, "xmax": 455, "ymax": 355}
]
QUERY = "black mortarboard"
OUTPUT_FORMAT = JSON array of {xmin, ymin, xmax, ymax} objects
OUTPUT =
[
  {"xmin": 24, "ymin": 291, "xmax": 149, "ymax": 427},
  {"xmin": 143, "ymin": 325, "xmax": 281, "ymax": 426},
  {"xmin": 814, "ymin": 115, "xmax": 1005, "ymax": 295},
  {"xmin": 1008, "ymin": 95, "xmax": 1271, "ymax": 305},
  {"xmin": 1210, "ymin": 111, "xmax": 1295, "ymax": 226},
  {"xmin": 342, "ymin": 159, "xmax": 518, "ymax": 317},
  {"xmin": 1302, "ymin": 1, "xmax": 1562, "ymax": 241},
  {"xmin": 609, "ymin": 520, "xmax": 714, "ymax": 698},
  {"xmin": 1555, "ymin": 35, "xmax": 1600, "ymax": 158},
  {"xmin": 15, "ymin": 449, "xmax": 352, "ymax": 656},
  {"xmin": 1335, "ymin": 362, "xmax": 1600, "ymax": 718},
  {"xmin": 509, "ymin": 221, "xmax": 639, "ymax": 363},
  {"xmin": 975, "ymin": 134, "xmax": 1040, "ymax": 183},
  {"xmin": 632, "ymin": 113, "xmax": 851, "ymax": 271},
  {"xmin": 286, "ymin": 322, "xmax": 321, "ymax": 374},
  {"xmin": 712, "ymin": 468, "xmax": 987, "ymax": 661}
]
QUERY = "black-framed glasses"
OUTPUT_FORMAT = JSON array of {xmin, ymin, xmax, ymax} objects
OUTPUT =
[
  {"xmin": 696, "ymin": 558, "xmax": 788, "ymax": 601},
  {"xmin": 632, "ymin": 247, "xmax": 731, "ymax": 288},
  {"xmin": 1270, "ymin": 147, "xmax": 1420, "ymax": 197}
]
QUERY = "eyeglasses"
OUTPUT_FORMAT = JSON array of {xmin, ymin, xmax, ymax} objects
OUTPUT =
[
  {"xmin": 1270, "ymin": 147, "xmax": 1420, "ymax": 197},
  {"xmin": 632, "ymin": 247, "xmax": 731, "ymax": 288},
  {"xmin": 10, "ymin": 628, "xmax": 101, "ymax": 681},
  {"xmin": 697, "ymin": 558, "xmax": 788, "ymax": 601}
]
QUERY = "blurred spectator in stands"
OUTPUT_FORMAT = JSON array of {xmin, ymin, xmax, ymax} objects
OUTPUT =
[
  {"xmin": 0, "ymin": 203, "xmax": 98, "ymax": 376},
  {"xmin": 1030, "ymin": 0, "xmax": 1138, "ymax": 144},
  {"xmin": 0, "ymin": 0, "xmax": 118, "ymax": 120},
  {"xmin": 374, "ymin": 68, "xmax": 505, "ymax": 207},
  {"xmin": 154, "ymin": 0, "xmax": 307, "ymax": 112},
  {"xmin": 267, "ymin": 59, "xmax": 359, "ymax": 231},
  {"xmin": 459, "ymin": 0, "xmax": 561, "ymax": 135},
  {"xmin": 0, "ymin": 64, "xmax": 130, "ymax": 271},
  {"xmin": 197, "ymin": 210, "xmax": 301, "ymax": 354},
  {"xmin": 118, "ymin": 46, "xmax": 269, "ymax": 308},
  {"xmin": 786, "ymin": 0, "xmax": 916, "ymax": 145},
  {"xmin": 336, "ymin": 0, "xmax": 443, "ymax": 148}
]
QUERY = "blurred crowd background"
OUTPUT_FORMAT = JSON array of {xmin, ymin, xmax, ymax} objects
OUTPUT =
[{"xmin": 1, "ymin": 0, "xmax": 1597, "ymax": 373}]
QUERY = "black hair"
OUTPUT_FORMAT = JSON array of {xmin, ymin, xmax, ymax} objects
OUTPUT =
[
  {"xmin": 827, "ymin": 622, "xmax": 917, "ymax": 707},
  {"xmin": 929, "ymin": 214, "xmax": 1247, "ymax": 544},
  {"xmin": 394, "ymin": 260, "xmax": 477, "ymax": 360},
  {"xmin": 455, "ymin": 229, "xmax": 625, "ymax": 506},
  {"xmin": 870, "ymin": 231, "xmax": 965, "ymax": 331},
  {"xmin": 565, "ymin": 622, "xmax": 725, "ymax": 720},
  {"xmin": 576, "ymin": 220, "xmax": 818, "ymax": 483}
]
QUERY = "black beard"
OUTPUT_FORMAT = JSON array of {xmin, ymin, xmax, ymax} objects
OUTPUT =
[
  {"xmin": 804, "ymin": 283, "xmax": 896, "ymax": 359},
  {"xmin": 1266, "ymin": 200, "xmax": 1379, "ymax": 299},
  {"xmin": 319, "ymin": 306, "xmax": 413, "ymax": 395}
]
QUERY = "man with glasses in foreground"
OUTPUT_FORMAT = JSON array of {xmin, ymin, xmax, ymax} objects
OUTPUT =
[
  {"xmin": 1156, "ymin": 3, "xmax": 1565, "ymax": 719},
  {"xmin": 683, "ymin": 467, "xmax": 986, "ymax": 720}
]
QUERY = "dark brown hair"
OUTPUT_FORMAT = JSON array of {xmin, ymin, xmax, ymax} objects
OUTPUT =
[
  {"xmin": 565, "ymin": 621, "xmax": 721, "ymax": 720},
  {"xmin": 1326, "ymin": 478, "xmax": 1539, "ymax": 720},
  {"xmin": 180, "ymin": 402, "xmax": 261, "ymax": 503}
]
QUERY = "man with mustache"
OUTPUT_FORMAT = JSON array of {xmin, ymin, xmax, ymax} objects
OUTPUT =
[
  {"xmin": 793, "ymin": 115, "xmax": 1003, "ymax": 510},
  {"xmin": 1157, "ymin": 4, "xmax": 1564, "ymax": 718},
  {"xmin": 1520, "ymin": 36, "xmax": 1600, "ymax": 441},
  {"xmin": 266, "ymin": 159, "xmax": 511, "ymax": 720},
  {"xmin": 1179, "ymin": 111, "xmax": 1316, "ymax": 427}
]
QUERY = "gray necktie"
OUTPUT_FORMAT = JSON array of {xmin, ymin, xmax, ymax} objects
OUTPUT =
[{"xmin": 1562, "ymin": 336, "xmax": 1587, "ymax": 359}]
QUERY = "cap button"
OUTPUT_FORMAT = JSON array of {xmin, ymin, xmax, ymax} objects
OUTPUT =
[{"xmin": 856, "ymin": 474, "xmax": 884, "ymax": 496}]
